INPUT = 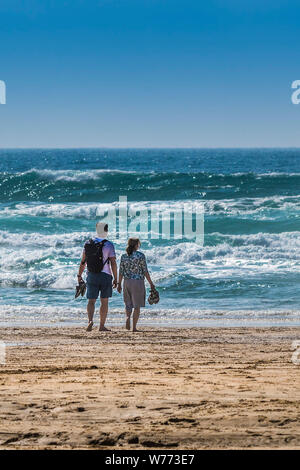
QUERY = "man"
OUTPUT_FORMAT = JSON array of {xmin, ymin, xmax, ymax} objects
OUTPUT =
[{"xmin": 77, "ymin": 222, "xmax": 117, "ymax": 332}]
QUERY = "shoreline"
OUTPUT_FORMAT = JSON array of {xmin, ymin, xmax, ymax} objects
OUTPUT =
[
  {"xmin": 1, "ymin": 322, "xmax": 300, "ymax": 329},
  {"xmin": 1, "ymin": 308, "xmax": 300, "ymax": 329},
  {"xmin": 0, "ymin": 326, "xmax": 299, "ymax": 449}
]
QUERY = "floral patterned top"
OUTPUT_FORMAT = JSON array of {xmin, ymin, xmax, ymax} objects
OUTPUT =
[{"xmin": 119, "ymin": 251, "xmax": 148, "ymax": 280}]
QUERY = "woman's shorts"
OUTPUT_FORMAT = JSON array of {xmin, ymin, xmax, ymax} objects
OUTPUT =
[
  {"xmin": 86, "ymin": 272, "xmax": 113, "ymax": 299},
  {"xmin": 123, "ymin": 279, "xmax": 145, "ymax": 309}
]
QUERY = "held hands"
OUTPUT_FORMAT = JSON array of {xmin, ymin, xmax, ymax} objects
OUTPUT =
[{"xmin": 113, "ymin": 279, "xmax": 122, "ymax": 294}]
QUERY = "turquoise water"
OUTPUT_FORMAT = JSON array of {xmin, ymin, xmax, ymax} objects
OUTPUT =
[{"xmin": 0, "ymin": 148, "xmax": 299, "ymax": 326}]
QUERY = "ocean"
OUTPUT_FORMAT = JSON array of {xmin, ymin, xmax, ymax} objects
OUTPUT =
[{"xmin": 0, "ymin": 148, "xmax": 299, "ymax": 327}]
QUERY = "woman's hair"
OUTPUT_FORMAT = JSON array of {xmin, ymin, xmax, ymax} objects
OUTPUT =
[{"xmin": 126, "ymin": 238, "xmax": 140, "ymax": 256}]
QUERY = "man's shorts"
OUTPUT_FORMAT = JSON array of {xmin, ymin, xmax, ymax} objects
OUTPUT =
[{"xmin": 86, "ymin": 272, "xmax": 113, "ymax": 299}]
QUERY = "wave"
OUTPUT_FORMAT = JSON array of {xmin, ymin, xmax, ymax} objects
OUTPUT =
[
  {"xmin": 1, "ymin": 228, "xmax": 299, "ymax": 255},
  {"xmin": 1, "ymin": 168, "xmax": 300, "ymax": 179},
  {"xmin": 0, "ymin": 230, "xmax": 90, "ymax": 248},
  {"xmin": 1, "ymin": 169, "xmax": 299, "ymax": 202},
  {"xmin": 0, "ymin": 195, "xmax": 299, "ymax": 224},
  {"xmin": 0, "ymin": 202, "xmax": 102, "ymax": 219},
  {"xmin": 1, "ymin": 228, "xmax": 299, "ymax": 254},
  {"xmin": 0, "ymin": 200, "xmax": 205, "ymax": 220},
  {"xmin": 204, "ymin": 195, "xmax": 300, "ymax": 216},
  {"xmin": 22, "ymin": 168, "xmax": 134, "ymax": 181},
  {"xmin": 0, "ymin": 231, "xmax": 299, "ymax": 290},
  {"xmin": 0, "ymin": 270, "xmax": 76, "ymax": 289},
  {"xmin": 146, "ymin": 233, "xmax": 300, "ymax": 265},
  {"xmin": 1, "ymin": 262, "xmax": 298, "ymax": 290}
]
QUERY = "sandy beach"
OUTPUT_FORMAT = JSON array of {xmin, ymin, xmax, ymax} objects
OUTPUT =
[{"xmin": 0, "ymin": 326, "xmax": 299, "ymax": 450}]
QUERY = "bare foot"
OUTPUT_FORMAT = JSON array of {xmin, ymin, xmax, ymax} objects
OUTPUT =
[
  {"xmin": 99, "ymin": 326, "xmax": 110, "ymax": 332},
  {"xmin": 126, "ymin": 317, "xmax": 131, "ymax": 330},
  {"xmin": 86, "ymin": 321, "xmax": 93, "ymax": 332}
]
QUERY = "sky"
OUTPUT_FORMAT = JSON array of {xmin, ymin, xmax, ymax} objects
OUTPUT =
[{"xmin": 0, "ymin": 0, "xmax": 300, "ymax": 148}]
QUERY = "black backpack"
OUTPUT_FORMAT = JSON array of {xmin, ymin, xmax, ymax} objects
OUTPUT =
[{"xmin": 84, "ymin": 239, "xmax": 109, "ymax": 273}]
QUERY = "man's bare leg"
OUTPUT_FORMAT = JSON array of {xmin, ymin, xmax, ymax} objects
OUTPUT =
[
  {"xmin": 132, "ymin": 307, "xmax": 140, "ymax": 332},
  {"xmin": 125, "ymin": 308, "xmax": 132, "ymax": 330},
  {"xmin": 99, "ymin": 297, "xmax": 109, "ymax": 331},
  {"xmin": 87, "ymin": 299, "xmax": 96, "ymax": 331}
]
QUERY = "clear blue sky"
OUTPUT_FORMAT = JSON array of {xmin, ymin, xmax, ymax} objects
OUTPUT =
[{"xmin": 0, "ymin": 0, "xmax": 300, "ymax": 147}]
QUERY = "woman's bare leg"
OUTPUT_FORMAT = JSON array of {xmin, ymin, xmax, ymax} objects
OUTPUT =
[
  {"xmin": 125, "ymin": 308, "xmax": 132, "ymax": 330},
  {"xmin": 132, "ymin": 307, "xmax": 140, "ymax": 332}
]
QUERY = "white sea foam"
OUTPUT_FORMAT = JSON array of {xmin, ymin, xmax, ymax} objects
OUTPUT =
[
  {"xmin": 0, "ymin": 200, "xmax": 205, "ymax": 219},
  {"xmin": 1, "ymin": 229, "xmax": 299, "ymax": 257},
  {"xmin": 0, "ymin": 230, "xmax": 299, "ymax": 289},
  {"xmin": 0, "ymin": 230, "xmax": 91, "ymax": 247},
  {"xmin": 0, "ymin": 203, "xmax": 102, "ymax": 219},
  {"xmin": 146, "ymin": 232, "xmax": 300, "ymax": 264},
  {"xmin": 0, "ymin": 229, "xmax": 299, "ymax": 257},
  {"xmin": 0, "ymin": 195, "xmax": 299, "ymax": 221},
  {"xmin": 0, "ymin": 268, "xmax": 76, "ymax": 289},
  {"xmin": 204, "ymin": 195, "xmax": 300, "ymax": 216},
  {"xmin": 21, "ymin": 168, "xmax": 134, "ymax": 181},
  {"xmin": 0, "ymin": 304, "xmax": 299, "ymax": 327}
]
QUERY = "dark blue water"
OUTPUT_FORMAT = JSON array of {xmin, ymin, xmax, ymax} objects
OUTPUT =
[{"xmin": 0, "ymin": 149, "xmax": 299, "ymax": 326}]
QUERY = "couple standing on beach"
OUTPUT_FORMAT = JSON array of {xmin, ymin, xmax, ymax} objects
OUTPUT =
[{"xmin": 77, "ymin": 222, "xmax": 155, "ymax": 332}]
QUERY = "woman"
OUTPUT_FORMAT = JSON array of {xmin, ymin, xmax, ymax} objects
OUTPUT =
[{"xmin": 117, "ymin": 238, "xmax": 154, "ymax": 332}]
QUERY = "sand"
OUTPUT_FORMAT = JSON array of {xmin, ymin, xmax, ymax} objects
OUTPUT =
[{"xmin": 0, "ymin": 326, "xmax": 299, "ymax": 449}]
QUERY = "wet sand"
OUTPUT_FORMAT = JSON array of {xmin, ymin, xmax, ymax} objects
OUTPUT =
[{"xmin": 0, "ymin": 326, "xmax": 299, "ymax": 449}]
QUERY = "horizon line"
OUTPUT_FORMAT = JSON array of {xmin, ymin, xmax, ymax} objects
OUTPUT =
[{"xmin": 1, "ymin": 146, "xmax": 300, "ymax": 151}]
